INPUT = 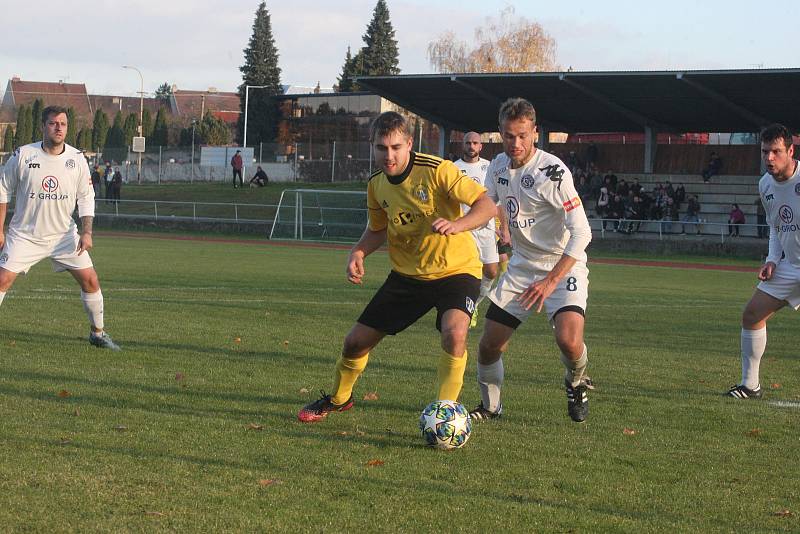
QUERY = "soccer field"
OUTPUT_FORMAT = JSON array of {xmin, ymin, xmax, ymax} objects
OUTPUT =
[{"xmin": 0, "ymin": 235, "xmax": 797, "ymax": 532}]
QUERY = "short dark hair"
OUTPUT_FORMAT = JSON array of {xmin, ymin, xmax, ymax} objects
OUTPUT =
[
  {"xmin": 370, "ymin": 111, "xmax": 411, "ymax": 142},
  {"xmin": 42, "ymin": 105, "xmax": 69, "ymax": 124},
  {"xmin": 498, "ymin": 98, "xmax": 536, "ymax": 126},
  {"xmin": 760, "ymin": 123, "xmax": 794, "ymax": 149}
]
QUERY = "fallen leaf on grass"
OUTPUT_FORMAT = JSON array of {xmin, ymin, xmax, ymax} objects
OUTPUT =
[
  {"xmin": 246, "ymin": 423, "xmax": 264, "ymax": 431},
  {"xmin": 259, "ymin": 479, "xmax": 281, "ymax": 487},
  {"xmin": 175, "ymin": 372, "xmax": 184, "ymax": 381},
  {"xmin": 338, "ymin": 431, "xmax": 349, "ymax": 436},
  {"xmin": 299, "ymin": 387, "xmax": 309, "ymax": 394},
  {"xmin": 366, "ymin": 459, "xmax": 385, "ymax": 467},
  {"xmin": 362, "ymin": 391, "xmax": 379, "ymax": 401},
  {"xmin": 57, "ymin": 390, "xmax": 71, "ymax": 398},
  {"xmin": 770, "ymin": 383, "xmax": 782, "ymax": 390},
  {"xmin": 773, "ymin": 509, "xmax": 793, "ymax": 517},
  {"xmin": 622, "ymin": 428, "xmax": 636, "ymax": 436},
  {"xmin": 58, "ymin": 438, "xmax": 72, "ymax": 445},
  {"xmin": 746, "ymin": 428, "xmax": 762, "ymax": 437},
  {"xmin": 73, "ymin": 408, "xmax": 80, "ymax": 417},
  {"xmin": 144, "ymin": 511, "xmax": 165, "ymax": 517},
  {"xmin": 8, "ymin": 340, "xmax": 15, "ymax": 347},
  {"xmin": 282, "ymin": 340, "xmax": 289, "ymax": 347},
  {"xmin": 114, "ymin": 425, "xmax": 128, "ymax": 432},
  {"xmin": 233, "ymin": 337, "xmax": 242, "ymax": 344}
]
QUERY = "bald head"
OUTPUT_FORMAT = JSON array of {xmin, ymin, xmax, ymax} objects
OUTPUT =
[{"xmin": 462, "ymin": 131, "xmax": 482, "ymax": 163}]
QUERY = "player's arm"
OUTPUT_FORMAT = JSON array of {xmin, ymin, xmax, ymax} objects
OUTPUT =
[
  {"xmin": 0, "ymin": 152, "xmax": 20, "ymax": 249},
  {"xmin": 0, "ymin": 203, "xmax": 7, "ymax": 249},
  {"xmin": 432, "ymin": 193, "xmax": 495, "ymax": 235},
  {"xmin": 762, "ymin": 205, "xmax": 781, "ymax": 281},
  {"xmin": 495, "ymin": 202, "xmax": 511, "ymax": 245},
  {"xmin": 75, "ymin": 157, "xmax": 95, "ymax": 255},
  {"xmin": 518, "ymin": 254, "xmax": 578, "ymax": 312},
  {"xmin": 347, "ymin": 226, "xmax": 386, "ymax": 284},
  {"xmin": 432, "ymin": 161, "xmax": 494, "ymax": 235}
]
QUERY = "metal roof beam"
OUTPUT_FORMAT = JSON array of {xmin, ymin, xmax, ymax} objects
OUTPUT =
[
  {"xmin": 676, "ymin": 72, "xmax": 771, "ymax": 129},
  {"xmin": 559, "ymin": 74, "xmax": 669, "ymax": 130},
  {"xmin": 449, "ymin": 76, "xmax": 503, "ymax": 107},
  {"xmin": 354, "ymin": 79, "xmax": 470, "ymax": 132}
]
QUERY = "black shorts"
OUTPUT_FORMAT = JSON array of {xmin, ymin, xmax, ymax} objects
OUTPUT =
[{"xmin": 357, "ymin": 271, "xmax": 480, "ymax": 335}]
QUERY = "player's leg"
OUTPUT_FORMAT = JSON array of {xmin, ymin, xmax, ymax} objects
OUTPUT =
[
  {"xmin": 434, "ymin": 274, "xmax": 480, "ymax": 401},
  {"xmin": 0, "ymin": 232, "xmax": 50, "ymax": 308},
  {"xmin": 473, "ymin": 313, "xmax": 517, "ymax": 420},
  {"xmin": 728, "ymin": 288, "xmax": 787, "ymax": 398},
  {"xmin": 68, "ymin": 267, "xmax": 120, "ymax": 351},
  {"xmin": 0, "ymin": 268, "xmax": 19, "ymax": 306}
]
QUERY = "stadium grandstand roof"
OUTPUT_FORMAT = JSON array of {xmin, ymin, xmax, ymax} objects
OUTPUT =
[{"xmin": 355, "ymin": 68, "xmax": 800, "ymax": 134}]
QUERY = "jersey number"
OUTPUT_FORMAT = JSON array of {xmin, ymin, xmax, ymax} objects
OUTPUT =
[{"xmin": 566, "ymin": 277, "xmax": 578, "ymax": 292}]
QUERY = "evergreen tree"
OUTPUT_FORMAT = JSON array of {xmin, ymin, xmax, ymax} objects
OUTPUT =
[
  {"xmin": 3, "ymin": 126, "xmax": 14, "ymax": 152},
  {"xmin": 31, "ymin": 99, "xmax": 44, "ymax": 141},
  {"xmin": 337, "ymin": 46, "xmax": 363, "ymax": 92},
  {"xmin": 142, "ymin": 108, "xmax": 153, "ymax": 138},
  {"xmin": 106, "ymin": 112, "xmax": 124, "ymax": 148},
  {"xmin": 198, "ymin": 111, "xmax": 232, "ymax": 146},
  {"xmin": 151, "ymin": 108, "xmax": 169, "ymax": 146},
  {"xmin": 65, "ymin": 107, "xmax": 77, "ymax": 146},
  {"xmin": 237, "ymin": 1, "xmax": 283, "ymax": 146},
  {"xmin": 76, "ymin": 128, "xmax": 93, "ymax": 150},
  {"xmin": 92, "ymin": 109, "xmax": 109, "ymax": 151},
  {"xmin": 360, "ymin": 0, "xmax": 400, "ymax": 77},
  {"xmin": 123, "ymin": 113, "xmax": 138, "ymax": 146},
  {"xmin": 155, "ymin": 83, "xmax": 173, "ymax": 106},
  {"xmin": 14, "ymin": 105, "xmax": 32, "ymax": 146}
]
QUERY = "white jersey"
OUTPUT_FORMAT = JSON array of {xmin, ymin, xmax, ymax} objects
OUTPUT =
[
  {"xmin": 760, "ymin": 160, "xmax": 800, "ymax": 267},
  {"xmin": 454, "ymin": 157, "xmax": 496, "ymax": 234},
  {"xmin": 485, "ymin": 149, "xmax": 591, "ymax": 265},
  {"xmin": 0, "ymin": 142, "xmax": 94, "ymax": 243}
]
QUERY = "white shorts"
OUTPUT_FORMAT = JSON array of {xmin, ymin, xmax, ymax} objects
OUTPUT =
[
  {"xmin": 472, "ymin": 227, "xmax": 499, "ymax": 265},
  {"xmin": 488, "ymin": 259, "xmax": 589, "ymax": 323},
  {"xmin": 757, "ymin": 260, "xmax": 800, "ymax": 310},
  {"xmin": 0, "ymin": 231, "xmax": 93, "ymax": 274}
]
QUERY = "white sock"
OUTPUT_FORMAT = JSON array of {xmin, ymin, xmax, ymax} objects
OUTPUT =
[
  {"xmin": 741, "ymin": 327, "xmax": 766, "ymax": 390},
  {"xmin": 81, "ymin": 290, "xmax": 104, "ymax": 331},
  {"xmin": 477, "ymin": 358, "xmax": 504, "ymax": 413},
  {"xmin": 561, "ymin": 344, "xmax": 588, "ymax": 387},
  {"xmin": 0, "ymin": 290, "xmax": 5, "ymax": 306},
  {"xmin": 476, "ymin": 276, "xmax": 494, "ymax": 306}
]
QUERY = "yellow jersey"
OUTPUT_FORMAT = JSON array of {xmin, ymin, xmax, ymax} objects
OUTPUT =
[{"xmin": 367, "ymin": 152, "xmax": 486, "ymax": 280}]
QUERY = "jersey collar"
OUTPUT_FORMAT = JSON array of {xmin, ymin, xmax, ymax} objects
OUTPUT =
[{"xmin": 387, "ymin": 152, "xmax": 416, "ymax": 185}]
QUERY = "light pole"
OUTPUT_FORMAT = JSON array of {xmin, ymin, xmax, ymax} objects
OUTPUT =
[
  {"xmin": 122, "ymin": 65, "xmax": 144, "ymax": 183},
  {"xmin": 243, "ymin": 84, "xmax": 268, "ymax": 178}
]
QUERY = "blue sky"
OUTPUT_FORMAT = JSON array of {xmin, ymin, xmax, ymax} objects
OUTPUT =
[{"xmin": 0, "ymin": 0, "xmax": 778, "ymax": 97}]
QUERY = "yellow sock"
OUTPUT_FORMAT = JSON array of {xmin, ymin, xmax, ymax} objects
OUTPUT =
[
  {"xmin": 499, "ymin": 260, "xmax": 508, "ymax": 274},
  {"xmin": 437, "ymin": 350, "xmax": 468, "ymax": 401},
  {"xmin": 331, "ymin": 354, "xmax": 369, "ymax": 405}
]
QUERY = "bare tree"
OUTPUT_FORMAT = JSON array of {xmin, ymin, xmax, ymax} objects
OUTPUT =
[{"xmin": 427, "ymin": 6, "xmax": 559, "ymax": 73}]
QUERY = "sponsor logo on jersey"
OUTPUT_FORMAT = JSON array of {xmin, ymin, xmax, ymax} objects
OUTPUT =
[
  {"xmin": 465, "ymin": 297, "xmax": 475, "ymax": 314},
  {"xmin": 520, "ymin": 174, "xmax": 535, "ymax": 189},
  {"xmin": 0, "ymin": 252, "xmax": 7, "ymax": 264},
  {"xmin": 393, "ymin": 209, "xmax": 433, "ymax": 226},
  {"xmin": 480, "ymin": 164, "xmax": 488, "ymax": 173},
  {"xmin": 66, "ymin": 159, "xmax": 76, "ymax": 169},
  {"xmin": 41, "ymin": 176, "xmax": 59, "ymax": 193},
  {"xmin": 563, "ymin": 197, "xmax": 582, "ymax": 212},
  {"xmin": 795, "ymin": 183, "xmax": 800, "ymax": 195},
  {"xmin": 779, "ymin": 205, "xmax": 793, "ymax": 224},
  {"xmin": 505, "ymin": 196, "xmax": 519, "ymax": 219},
  {"xmin": 413, "ymin": 185, "xmax": 429, "ymax": 203},
  {"xmin": 539, "ymin": 164, "xmax": 565, "ymax": 190},
  {"xmin": 24, "ymin": 154, "xmax": 38, "ymax": 165},
  {"xmin": 382, "ymin": 200, "xmax": 389, "ymax": 208},
  {"xmin": 28, "ymin": 163, "xmax": 40, "ymax": 168},
  {"xmin": 765, "ymin": 193, "xmax": 774, "ymax": 201}
]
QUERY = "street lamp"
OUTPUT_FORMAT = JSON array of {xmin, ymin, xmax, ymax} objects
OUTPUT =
[
  {"xmin": 243, "ymin": 84, "xmax": 268, "ymax": 178},
  {"xmin": 122, "ymin": 65, "xmax": 144, "ymax": 183}
]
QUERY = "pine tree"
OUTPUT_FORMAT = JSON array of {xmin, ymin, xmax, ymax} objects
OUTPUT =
[
  {"xmin": 151, "ymin": 108, "xmax": 169, "ymax": 146},
  {"xmin": 92, "ymin": 109, "xmax": 109, "ymax": 151},
  {"xmin": 14, "ymin": 105, "xmax": 32, "ymax": 146},
  {"xmin": 76, "ymin": 128, "xmax": 93, "ymax": 150},
  {"xmin": 3, "ymin": 126, "xmax": 14, "ymax": 152},
  {"xmin": 237, "ymin": 1, "xmax": 283, "ymax": 146},
  {"xmin": 123, "ymin": 113, "xmax": 138, "ymax": 146},
  {"xmin": 199, "ymin": 111, "xmax": 232, "ymax": 146},
  {"xmin": 65, "ymin": 107, "xmax": 77, "ymax": 146},
  {"xmin": 142, "ymin": 109, "xmax": 153, "ymax": 138},
  {"xmin": 106, "ymin": 112, "xmax": 124, "ymax": 148},
  {"xmin": 155, "ymin": 83, "xmax": 173, "ymax": 106},
  {"xmin": 360, "ymin": 0, "xmax": 400, "ymax": 77},
  {"xmin": 337, "ymin": 46, "xmax": 363, "ymax": 92},
  {"xmin": 31, "ymin": 99, "xmax": 44, "ymax": 141}
]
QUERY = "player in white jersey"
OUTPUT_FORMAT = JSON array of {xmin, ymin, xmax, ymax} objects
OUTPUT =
[
  {"xmin": 470, "ymin": 98, "xmax": 593, "ymax": 422},
  {"xmin": 727, "ymin": 124, "xmax": 799, "ymax": 399},
  {"xmin": 454, "ymin": 132, "xmax": 499, "ymax": 327},
  {"xmin": 0, "ymin": 106, "xmax": 120, "ymax": 350}
]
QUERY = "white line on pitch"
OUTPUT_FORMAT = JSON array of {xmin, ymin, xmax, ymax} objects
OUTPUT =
[{"xmin": 768, "ymin": 401, "xmax": 800, "ymax": 409}]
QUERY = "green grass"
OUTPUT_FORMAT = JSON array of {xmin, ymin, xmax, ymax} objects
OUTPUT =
[{"xmin": 0, "ymin": 237, "xmax": 797, "ymax": 532}]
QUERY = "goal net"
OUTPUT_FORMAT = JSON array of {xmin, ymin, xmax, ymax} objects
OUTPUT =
[{"xmin": 269, "ymin": 188, "xmax": 367, "ymax": 243}]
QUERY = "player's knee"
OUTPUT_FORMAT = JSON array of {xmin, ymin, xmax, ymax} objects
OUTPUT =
[
  {"xmin": 555, "ymin": 334, "xmax": 582, "ymax": 358},
  {"xmin": 478, "ymin": 336, "xmax": 505, "ymax": 363},
  {"xmin": 483, "ymin": 263, "xmax": 499, "ymax": 280},
  {"xmin": 342, "ymin": 333, "xmax": 370, "ymax": 358},
  {"xmin": 0, "ymin": 269, "xmax": 16, "ymax": 292},
  {"xmin": 741, "ymin": 305, "xmax": 766, "ymax": 329},
  {"xmin": 440, "ymin": 326, "xmax": 467, "ymax": 356}
]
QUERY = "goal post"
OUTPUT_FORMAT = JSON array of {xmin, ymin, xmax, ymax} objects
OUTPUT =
[{"xmin": 269, "ymin": 188, "xmax": 367, "ymax": 243}]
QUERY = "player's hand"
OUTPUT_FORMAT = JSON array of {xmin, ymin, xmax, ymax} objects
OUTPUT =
[
  {"xmin": 76, "ymin": 233, "xmax": 93, "ymax": 255},
  {"xmin": 758, "ymin": 261, "xmax": 776, "ymax": 281},
  {"xmin": 517, "ymin": 276, "xmax": 558, "ymax": 313},
  {"xmin": 347, "ymin": 251, "xmax": 366, "ymax": 284},
  {"xmin": 432, "ymin": 218, "xmax": 462, "ymax": 236},
  {"xmin": 0, "ymin": 232, "xmax": 5, "ymax": 251},
  {"xmin": 499, "ymin": 227, "xmax": 511, "ymax": 247}
]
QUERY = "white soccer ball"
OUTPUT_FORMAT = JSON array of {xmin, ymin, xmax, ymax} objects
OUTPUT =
[{"xmin": 419, "ymin": 400, "xmax": 472, "ymax": 450}]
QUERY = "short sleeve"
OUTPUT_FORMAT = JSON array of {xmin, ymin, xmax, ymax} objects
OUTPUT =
[
  {"xmin": 366, "ymin": 179, "xmax": 388, "ymax": 231},
  {"xmin": 439, "ymin": 160, "xmax": 485, "ymax": 206}
]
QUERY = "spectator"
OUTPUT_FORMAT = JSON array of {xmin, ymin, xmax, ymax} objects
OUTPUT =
[
  {"xmin": 249, "ymin": 166, "xmax": 269, "ymax": 187},
  {"xmin": 90, "ymin": 165, "xmax": 102, "ymax": 198},
  {"xmin": 630, "ymin": 177, "xmax": 642, "ymax": 196},
  {"xmin": 665, "ymin": 180, "xmax": 675, "ymax": 198},
  {"xmin": 702, "ymin": 152, "xmax": 722, "ymax": 182},
  {"xmin": 755, "ymin": 197, "xmax": 768, "ymax": 238},
  {"xmin": 575, "ymin": 173, "xmax": 590, "ymax": 203},
  {"xmin": 231, "ymin": 150, "xmax": 244, "ymax": 188},
  {"xmin": 674, "ymin": 183, "xmax": 686, "ymax": 208},
  {"xmin": 110, "ymin": 167, "xmax": 122, "ymax": 205},
  {"xmin": 623, "ymin": 195, "xmax": 644, "ymax": 234},
  {"xmin": 662, "ymin": 196, "xmax": 679, "ymax": 234},
  {"xmin": 589, "ymin": 170, "xmax": 603, "ymax": 200},
  {"xmin": 586, "ymin": 143, "xmax": 598, "ymax": 170},
  {"xmin": 596, "ymin": 182, "xmax": 610, "ymax": 229},
  {"xmin": 617, "ymin": 179, "xmax": 630, "ymax": 198},
  {"xmin": 681, "ymin": 195, "xmax": 702, "ymax": 234},
  {"xmin": 728, "ymin": 203, "xmax": 746, "ymax": 237},
  {"xmin": 103, "ymin": 162, "xmax": 113, "ymax": 203},
  {"xmin": 604, "ymin": 170, "xmax": 618, "ymax": 190},
  {"xmin": 608, "ymin": 193, "xmax": 625, "ymax": 231}
]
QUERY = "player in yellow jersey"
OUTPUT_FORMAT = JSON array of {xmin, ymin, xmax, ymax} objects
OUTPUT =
[{"xmin": 298, "ymin": 111, "xmax": 496, "ymax": 422}]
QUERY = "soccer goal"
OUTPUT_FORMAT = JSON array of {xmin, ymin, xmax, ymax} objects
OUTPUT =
[{"xmin": 269, "ymin": 188, "xmax": 367, "ymax": 243}]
